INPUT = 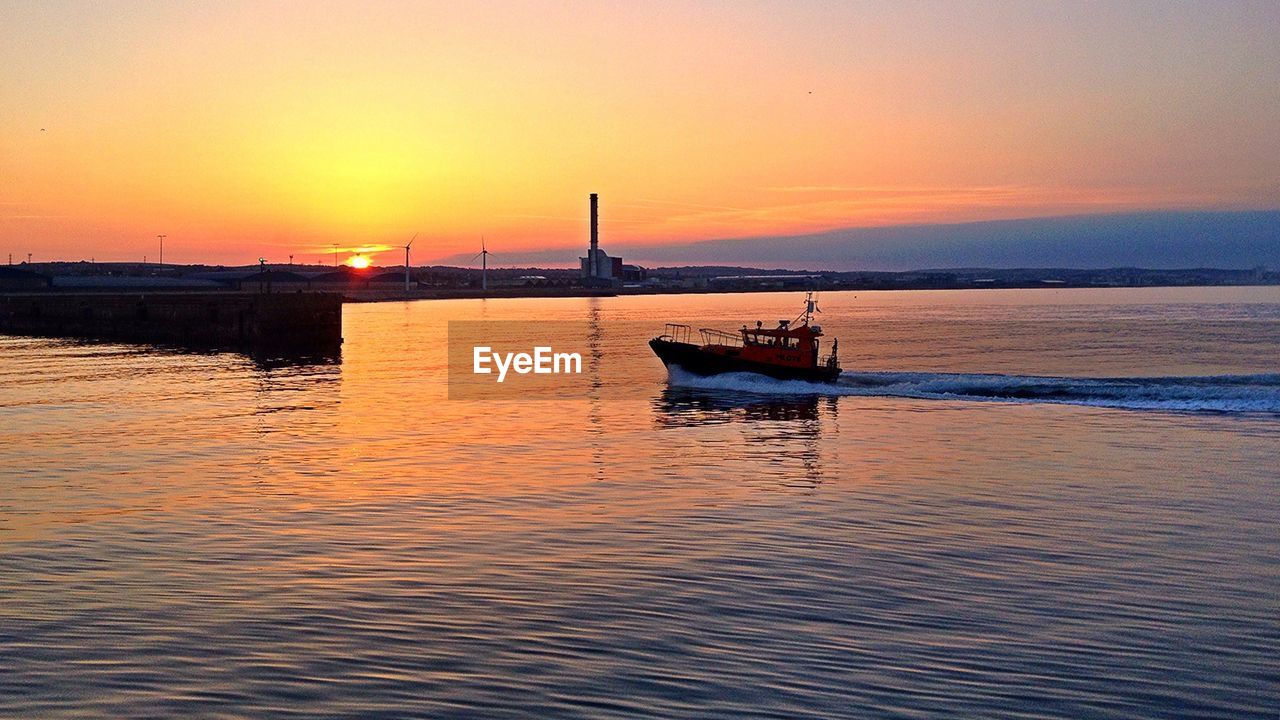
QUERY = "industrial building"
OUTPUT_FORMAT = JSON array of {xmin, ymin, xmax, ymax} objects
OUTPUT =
[
  {"xmin": 579, "ymin": 193, "xmax": 647, "ymax": 287},
  {"xmin": 579, "ymin": 193, "xmax": 619, "ymax": 287}
]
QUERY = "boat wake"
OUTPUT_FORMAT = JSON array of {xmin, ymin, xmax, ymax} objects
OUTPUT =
[{"xmin": 666, "ymin": 366, "xmax": 1280, "ymax": 414}]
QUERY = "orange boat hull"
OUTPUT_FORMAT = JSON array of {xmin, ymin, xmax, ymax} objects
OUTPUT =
[{"xmin": 650, "ymin": 338, "xmax": 841, "ymax": 383}]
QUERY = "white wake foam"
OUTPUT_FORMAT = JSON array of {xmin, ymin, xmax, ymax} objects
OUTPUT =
[{"xmin": 666, "ymin": 366, "xmax": 1280, "ymax": 413}]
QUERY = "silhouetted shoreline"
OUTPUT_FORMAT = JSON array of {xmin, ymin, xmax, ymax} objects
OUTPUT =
[{"xmin": 3, "ymin": 261, "xmax": 1276, "ymax": 303}]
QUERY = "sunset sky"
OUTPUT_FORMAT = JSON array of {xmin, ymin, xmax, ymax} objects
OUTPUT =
[{"xmin": 3, "ymin": 0, "xmax": 1278, "ymax": 267}]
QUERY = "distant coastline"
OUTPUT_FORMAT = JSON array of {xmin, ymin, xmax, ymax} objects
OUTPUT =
[{"xmin": 2, "ymin": 261, "xmax": 1276, "ymax": 303}]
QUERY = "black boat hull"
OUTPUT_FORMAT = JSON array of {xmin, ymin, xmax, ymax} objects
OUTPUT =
[{"xmin": 649, "ymin": 338, "xmax": 841, "ymax": 383}]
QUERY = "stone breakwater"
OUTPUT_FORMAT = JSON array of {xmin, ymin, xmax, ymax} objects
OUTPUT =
[{"xmin": 0, "ymin": 291, "xmax": 342, "ymax": 351}]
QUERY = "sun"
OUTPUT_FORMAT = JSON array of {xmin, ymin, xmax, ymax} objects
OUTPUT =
[{"xmin": 347, "ymin": 255, "xmax": 371, "ymax": 269}]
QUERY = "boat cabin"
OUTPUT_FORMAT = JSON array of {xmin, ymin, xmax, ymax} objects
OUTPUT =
[
  {"xmin": 660, "ymin": 317, "xmax": 834, "ymax": 371},
  {"xmin": 651, "ymin": 293, "xmax": 841, "ymax": 380}
]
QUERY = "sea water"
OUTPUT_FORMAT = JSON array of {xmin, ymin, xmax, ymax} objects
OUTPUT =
[{"xmin": 2, "ymin": 287, "xmax": 1277, "ymax": 718}]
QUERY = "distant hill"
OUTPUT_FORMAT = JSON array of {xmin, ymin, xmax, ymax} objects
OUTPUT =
[
  {"xmin": 443, "ymin": 210, "xmax": 1280, "ymax": 271},
  {"xmin": 622, "ymin": 210, "xmax": 1280, "ymax": 271}
]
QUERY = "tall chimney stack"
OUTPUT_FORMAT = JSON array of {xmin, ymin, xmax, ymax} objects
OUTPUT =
[
  {"xmin": 589, "ymin": 193, "xmax": 599, "ymax": 277},
  {"xmin": 589, "ymin": 193, "xmax": 599, "ymax": 253}
]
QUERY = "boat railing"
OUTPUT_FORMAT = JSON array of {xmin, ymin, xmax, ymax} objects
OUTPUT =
[
  {"xmin": 660, "ymin": 323, "xmax": 692, "ymax": 344},
  {"xmin": 698, "ymin": 327, "xmax": 743, "ymax": 347}
]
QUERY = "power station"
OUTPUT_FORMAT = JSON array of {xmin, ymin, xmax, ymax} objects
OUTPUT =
[
  {"xmin": 580, "ymin": 193, "xmax": 644, "ymax": 288},
  {"xmin": 579, "ymin": 193, "xmax": 621, "ymax": 287}
]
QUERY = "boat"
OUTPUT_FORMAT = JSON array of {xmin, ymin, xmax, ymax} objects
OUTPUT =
[{"xmin": 649, "ymin": 292, "xmax": 841, "ymax": 383}]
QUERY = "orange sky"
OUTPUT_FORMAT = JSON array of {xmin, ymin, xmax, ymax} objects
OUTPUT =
[{"xmin": 2, "ymin": 1, "xmax": 1277, "ymax": 266}]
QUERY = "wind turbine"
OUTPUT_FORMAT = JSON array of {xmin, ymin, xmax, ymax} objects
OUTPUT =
[
  {"xmin": 471, "ymin": 236, "xmax": 491, "ymax": 292},
  {"xmin": 403, "ymin": 233, "xmax": 417, "ymax": 293}
]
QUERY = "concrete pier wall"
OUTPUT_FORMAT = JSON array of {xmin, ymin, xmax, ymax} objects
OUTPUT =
[{"xmin": 0, "ymin": 292, "xmax": 343, "ymax": 350}]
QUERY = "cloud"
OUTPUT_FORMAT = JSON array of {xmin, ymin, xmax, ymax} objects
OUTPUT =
[
  {"xmin": 432, "ymin": 210, "xmax": 1280, "ymax": 271},
  {"xmin": 307, "ymin": 244, "xmax": 396, "ymax": 254},
  {"xmin": 578, "ymin": 185, "xmax": 1231, "ymax": 247},
  {"xmin": 0, "ymin": 201, "xmax": 65, "ymax": 220}
]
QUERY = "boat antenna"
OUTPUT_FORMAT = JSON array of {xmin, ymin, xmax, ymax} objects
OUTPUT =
[{"xmin": 797, "ymin": 291, "xmax": 820, "ymax": 325}]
